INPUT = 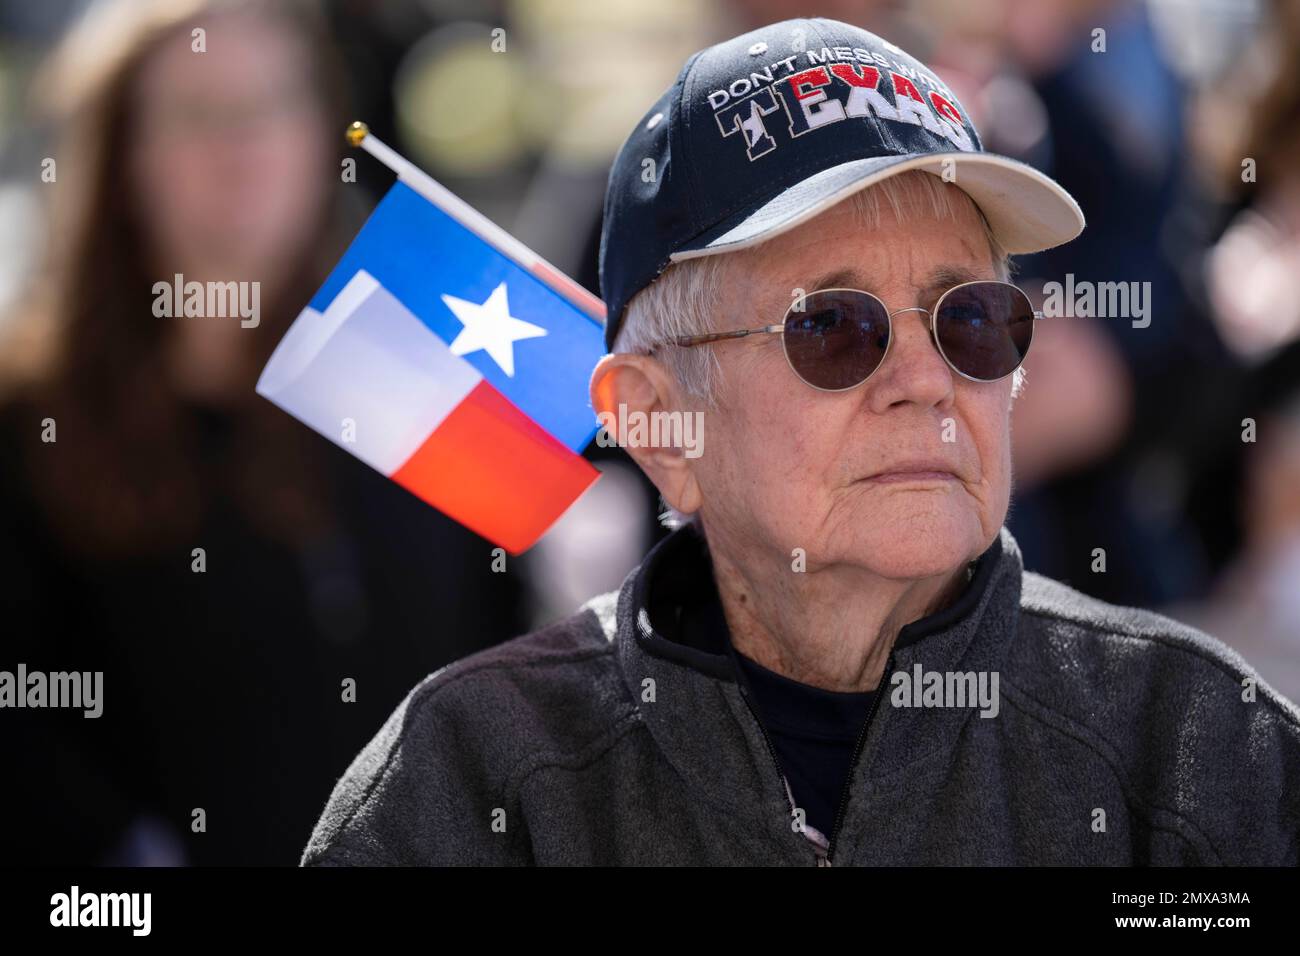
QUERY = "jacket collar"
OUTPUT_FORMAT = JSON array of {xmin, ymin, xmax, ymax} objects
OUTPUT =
[
  {"xmin": 629, "ymin": 523, "xmax": 1008, "ymax": 673},
  {"xmin": 608, "ymin": 522, "xmax": 1025, "ymax": 861}
]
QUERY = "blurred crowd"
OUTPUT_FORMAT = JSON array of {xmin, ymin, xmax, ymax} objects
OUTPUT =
[{"xmin": 0, "ymin": 0, "xmax": 1296, "ymax": 865}]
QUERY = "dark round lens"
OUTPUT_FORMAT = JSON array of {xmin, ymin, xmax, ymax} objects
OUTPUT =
[
  {"xmin": 782, "ymin": 290, "xmax": 890, "ymax": 390},
  {"xmin": 933, "ymin": 282, "xmax": 1034, "ymax": 381}
]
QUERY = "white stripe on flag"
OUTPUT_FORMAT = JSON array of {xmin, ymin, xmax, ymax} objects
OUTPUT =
[{"xmin": 256, "ymin": 269, "xmax": 482, "ymax": 474}]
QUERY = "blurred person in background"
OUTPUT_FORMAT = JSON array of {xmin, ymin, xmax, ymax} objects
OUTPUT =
[
  {"xmin": 0, "ymin": 0, "xmax": 524, "ymax": 865},
  {"xmin": 1174, "ymin": 341, "xmax": 1300, "ymax": 704},
  {"xmin": 1174, "ymin": 0, "xmax": 1300, "ymax": 700},
  {"xmin": 1201, "ymin": 0, "xmax": 1300, "ymax": 363}
]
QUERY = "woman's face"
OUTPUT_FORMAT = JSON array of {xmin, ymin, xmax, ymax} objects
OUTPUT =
[
  {"xmin": 683, "ymin": 187, "xmax": 1014, "ymax": 582},
  {"xmin": 129, "ymin": 9, "xmax": 333, "ymax": 282}
]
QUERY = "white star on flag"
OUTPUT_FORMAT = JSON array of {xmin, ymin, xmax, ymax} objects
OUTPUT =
[{"xmin": 441, "ymin": 281, "xmax": 547, "ymax": 377}]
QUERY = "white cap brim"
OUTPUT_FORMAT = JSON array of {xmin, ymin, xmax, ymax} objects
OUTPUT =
[{"xmin": 669, "ymin": 151, "xmax": 1085, "ymax": 263}]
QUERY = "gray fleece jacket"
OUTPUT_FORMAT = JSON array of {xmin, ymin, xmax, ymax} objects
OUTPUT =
[{"xmin": 301, "ymin": 525, "xmax": 1300, "ymax": 866}]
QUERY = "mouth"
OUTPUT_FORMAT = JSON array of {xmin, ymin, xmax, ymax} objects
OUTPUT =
[{"xmin": 860, "ymin": 461, "xmax": 961, "ymax": 484}]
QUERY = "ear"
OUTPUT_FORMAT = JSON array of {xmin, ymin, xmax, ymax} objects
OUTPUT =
[{"xmin": 590, "ymin": 352, "xmax": 703, "ymax": 517}]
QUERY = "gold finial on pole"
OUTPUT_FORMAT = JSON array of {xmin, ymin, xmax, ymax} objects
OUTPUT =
[{"xmin": 346, "ymin": 121, "xmax": 369, "ymax": 147}]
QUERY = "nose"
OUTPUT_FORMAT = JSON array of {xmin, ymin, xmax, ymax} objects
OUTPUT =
[{"xmin": 865, "ymin": 306, "xmax": 956, "ymax": 414}]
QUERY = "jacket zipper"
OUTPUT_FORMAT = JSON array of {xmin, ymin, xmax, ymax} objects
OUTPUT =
[
  {"xmin": 823, "ymin": 648, "xmax": 896, "ymax": 866},
  {"xmin": 736, "ymin": 684, "xmax": 818, "ymax": 863},
  {"xmin": 737, "ymin": 647, "xmax": 896, "ymax": 867}
]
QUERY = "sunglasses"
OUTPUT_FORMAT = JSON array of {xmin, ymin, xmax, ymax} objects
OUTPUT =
[{"xmin": 659, "ymin": 281, "xmax": 1042, "ymax": 392}]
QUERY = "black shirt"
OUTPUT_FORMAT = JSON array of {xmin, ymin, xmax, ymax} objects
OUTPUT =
[{"xmin": 731, "ymin": 648, "xmax": 874, "ymax": 839}]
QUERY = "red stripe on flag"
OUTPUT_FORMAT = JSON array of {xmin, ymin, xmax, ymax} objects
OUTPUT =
[{"xmin": 390, "ymin": 381, "xmax": 599, "ymax": 554}]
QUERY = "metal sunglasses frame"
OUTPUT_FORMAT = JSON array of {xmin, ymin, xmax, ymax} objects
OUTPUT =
[{"xmin": 657, "ymin": 280, "xmax": 1045, "ymax": 393}]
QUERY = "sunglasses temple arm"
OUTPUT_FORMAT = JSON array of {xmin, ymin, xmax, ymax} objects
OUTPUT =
[{"xmin": 672, "ymin": 324, "xmax": 785, "ymax": 347}]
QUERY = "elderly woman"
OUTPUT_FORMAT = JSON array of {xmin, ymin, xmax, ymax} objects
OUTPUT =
[{"xmin": 304, "ymin": 19, "xmax": 1300, "ymax": 866}]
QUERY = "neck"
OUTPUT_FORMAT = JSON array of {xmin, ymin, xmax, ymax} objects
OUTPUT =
[{"xmin": 708, "ymin": 537, "xmax": 970, "ymax": 693}]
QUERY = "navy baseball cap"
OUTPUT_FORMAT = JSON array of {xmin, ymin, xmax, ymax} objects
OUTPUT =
[{"xmin": 598, "ymin": 17, "xmax": 1085, "ymax": 351}]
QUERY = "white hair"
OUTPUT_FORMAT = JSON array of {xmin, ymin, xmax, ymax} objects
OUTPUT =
[{"xmin": 611, "ymin": 170, "xmax": 1021, "ymax": 529}]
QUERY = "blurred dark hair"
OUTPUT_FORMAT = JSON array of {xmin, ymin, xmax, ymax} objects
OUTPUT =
[
  {"xmin": 1210, "ymin": 0, "xmax": 1300, "ymax": 197},
  {"xmin": 1, "ymin": 0, "xmax": 355, "ymax": 558}
]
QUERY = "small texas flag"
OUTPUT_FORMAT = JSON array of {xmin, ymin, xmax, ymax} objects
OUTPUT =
[{"xmin": 257, "ymin": 146, "xmax": 604, "ymax": 554}]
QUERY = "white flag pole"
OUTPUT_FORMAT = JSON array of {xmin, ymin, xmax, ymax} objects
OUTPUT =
[{"xmin": 345, "ymin": 121, "xmax": 606, "ymax": 323}]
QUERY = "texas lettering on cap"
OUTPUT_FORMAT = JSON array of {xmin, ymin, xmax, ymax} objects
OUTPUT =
[{"xmin": 598, "ymin": 17, "xmax": 1085, "ymax": 351}]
